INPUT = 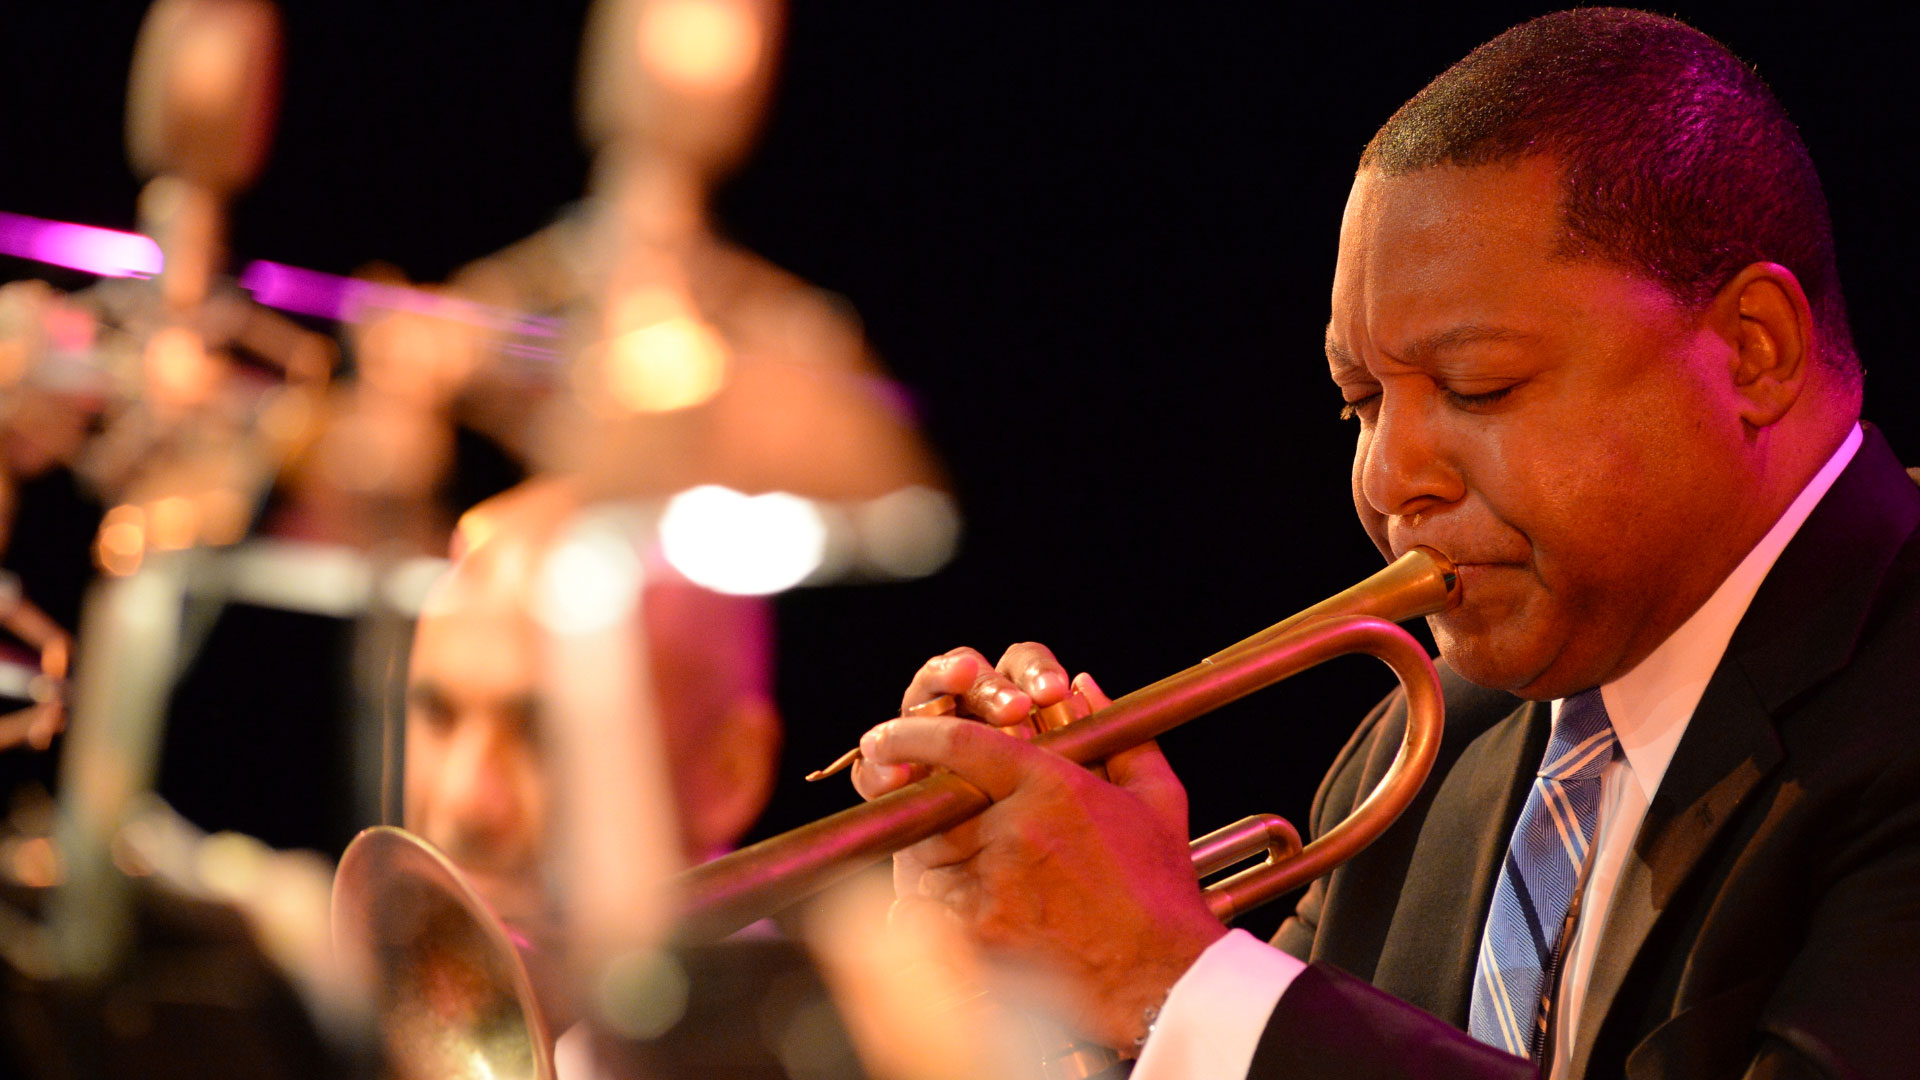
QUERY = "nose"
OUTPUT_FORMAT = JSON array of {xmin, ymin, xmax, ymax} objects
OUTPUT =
[
  {"xmin": 437, "ymin": 722, "xmax": 533, "ymax": 861},
  {"xmin": 1355, "ymin": 387, "xmax": 1464, "ymax": 521}
]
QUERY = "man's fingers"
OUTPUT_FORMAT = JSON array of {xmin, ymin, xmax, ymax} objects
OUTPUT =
[
  {"xmin": 996, "ymin": 642, "xmax": 1071, "ymax": 708},
  {"xmin": 862, "ymin": 715, "xmax": 1063, "ymax": 802},
  {"xmin": 886, "ymin": 894, "xmax": 964, "ymax": 940},
  {"xmin": 896, "ymin": 643, "xmax": 1084, "ymax": 730},
  {"xmin": 958, "ymin": 664, "xmax": 1035, "ymax": 728},
  {"xmin": 850, "ymin": 754, "xmax": 923, "ymax": 800},
  {"xmin": 914, "ymin": 863, "xmax": 985, "ymax": 920},
  {"xmin": 893, "ymin": 810, "xmax": 988, "ymax": 870},
  {"xmin": 1081, "ymin": 670, "xmax": 1178, "ymax": 825},
  {"xmin": 905, "ymin": 649, "xmax": 1034, "ymax": 728},
  {"xmin": 902, "ymin": 648, "xmax": 989, "ymax": 711},
  {"xmin": 1104, "ymin": 736, "xmax": 1189, "ymax": 838},
  {"xmin": 858, "ymin": 645, "xmax": 1065, "ymax": 800},
  {"xmin": 1072, "ymin": 671, "xmax": 1112, "ymax": 711}
]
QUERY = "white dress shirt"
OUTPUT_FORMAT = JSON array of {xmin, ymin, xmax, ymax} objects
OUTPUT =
[{"xmin": 1135, "ymin": 424, "xmax": 1863, "ymax": 1080}]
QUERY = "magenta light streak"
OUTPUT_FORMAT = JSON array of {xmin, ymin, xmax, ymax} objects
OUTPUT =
[
  {"xmin": 233, "ymin": 259, "xmax": 354, "ymax": 322},
  {"xmin": 237, "ymin": 260, "xmax": 562, "ymax": 347},
  {"xmin": 0, "ymin": 210, "xmax": 561, "ymax": 359},
  {"xmin": 0, "ymin": 212, "xmax": 162, "ymax": 279}
]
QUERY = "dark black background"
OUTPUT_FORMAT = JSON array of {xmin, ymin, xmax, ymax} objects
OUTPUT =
[{"xmin": 1, "ymin": 3, "xmax": 1916, "ymax": 935}]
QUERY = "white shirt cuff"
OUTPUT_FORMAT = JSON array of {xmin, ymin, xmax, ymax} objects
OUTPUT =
[{"xmin": 1131, "ymin": 928, "xmax": 1305, "ymax": 1080}]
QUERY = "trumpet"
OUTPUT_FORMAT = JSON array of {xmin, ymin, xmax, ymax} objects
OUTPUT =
[
  {"xmin": 332, "ymin": 545, "xmax": 1458, "ymax": 1078},
  {"xmin": 673, "ymin": 544, "xmax": 1459, "ymax": 940}
]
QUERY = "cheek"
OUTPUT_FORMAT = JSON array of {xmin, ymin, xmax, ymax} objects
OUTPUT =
[
  {"xmin": 1455, "ymin": 388, "xmax": 1644, "ymax": 552},
  {"xmin": 515, "ymin": 754, "xmax": 551, "ymax": 835},
  {"xmin": 401, "ymin": 725, "xmax": 440, "ymax": 830},
  {"xmin": 1488, "ymin": 411, "xmax": 1696, "ymax": 621}
]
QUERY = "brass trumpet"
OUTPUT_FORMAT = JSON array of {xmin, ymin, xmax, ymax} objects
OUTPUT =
[
  {"xmin": 673, "ymin": 544, "xmax": 1458, "ymax": 940},
  {"xmin": 332, "ymin": 545, "xmax": 1458, "ymax": 1076}
]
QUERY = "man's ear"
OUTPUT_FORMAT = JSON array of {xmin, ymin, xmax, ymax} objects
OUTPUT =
[
  {"xmin": 681, "ymin": 695, "xmax": 780, "ymax": 859},
  {"xmin": 1712, "ymin": 261, "xmax": 1814, "ymax": 429}
]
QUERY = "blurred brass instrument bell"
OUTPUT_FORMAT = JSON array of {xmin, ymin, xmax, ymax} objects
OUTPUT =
[
  {"xmin": 333, "ymin": 826, "xmax": 556, "ymax": 1080},
  {"xmin": 333, "ymin": 547, "xmax": 1458, "ymax": 1075}
]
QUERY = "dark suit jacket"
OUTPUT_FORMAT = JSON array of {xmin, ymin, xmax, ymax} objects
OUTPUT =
[{"xmin": 1249, "ymin": 426, "xmax": 1920, "ymax": 1080}]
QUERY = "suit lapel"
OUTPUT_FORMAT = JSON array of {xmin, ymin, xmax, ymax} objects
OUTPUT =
[
  {"xmin": 1568, "ymin": 426, "xmax": 1920, "ymax": 1078},
  {"xmin": 1567, "ymin": 669, "xmax": 1780, "ymax": 1078},
  {"xmin": 1374, "ymin": 697, "xmax": 1546, "ymax": 1026}
]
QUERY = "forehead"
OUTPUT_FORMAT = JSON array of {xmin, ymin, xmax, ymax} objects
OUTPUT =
[
  {"xmin": 1330, "ymin": 160, "xmax": 1567, "ymax": 352},
  {"xmin": 409, "ymin": 602, "xmax": 542, "ymax": 706},
  {"xmin": 1342, "ymin": 158, "xmax": 1564, "ymax": 263}
]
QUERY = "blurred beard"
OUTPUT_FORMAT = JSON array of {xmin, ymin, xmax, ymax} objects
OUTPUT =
[{"xmin": 432, "ymin": 832, "xmax": 558, "ymax": 941}]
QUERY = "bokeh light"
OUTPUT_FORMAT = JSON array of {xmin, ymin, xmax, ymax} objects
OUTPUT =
[
  {"xmin": 659, "ymin": 485, "xmax": 826, "ymax": 595},
  {"xmin": 0, "ymin": 212, "xmax": 162, "ymax": 279},
  {"xmin": 144, "ymin": 325, "xmax": 216, "ymax": 407},
  {"xmin": 97, "ymin": 504, "xmax": 148, "ymax": 576},
  {"xmin": 146, "ymin": 495, "xmax": 198, "ymax": 551},
  {"xmin": 602, "ymin": 311, "xmax": 729, "ymax": 414},
  {"xmin": 533, "ymin": 518, "xmax": 646, "ymax": 635},
  {"xmin": 856, "ymin": 486, "xmax": 961, "ymax": 579},
  {"xmin": 636, "ymin": 0, "xmax": 763, "ymax": 95}
]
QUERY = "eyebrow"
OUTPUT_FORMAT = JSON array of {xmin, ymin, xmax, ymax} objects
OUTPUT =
[
  {"xmin": 1325, "ymin": 323, "xmax": 1533, "ymax": 371},
  {"xmin": 407, "ymin": 681, "xmax": 450, "ymax": 711},
  {"xmin": 406, "ymin": 680, "xmax": 543, "ymax": 727}
]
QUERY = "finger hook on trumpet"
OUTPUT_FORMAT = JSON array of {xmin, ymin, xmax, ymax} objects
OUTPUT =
[{"xmin": 805, "ymin": 690, "xmax": 1093, "ymax": 782}]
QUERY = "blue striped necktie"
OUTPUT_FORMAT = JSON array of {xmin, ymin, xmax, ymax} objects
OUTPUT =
[{"xmin": 1468, "ymin": 688, "xmax": 1618, "ymax": 1060}]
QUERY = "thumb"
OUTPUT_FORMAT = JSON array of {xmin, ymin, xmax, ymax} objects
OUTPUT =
[
  {"xmin": 1105, "ymin": 735, "xmax": 1189, "ymax": 840},
  {"xmin": 1072, "ymin": 671, "xmax": 1114, "ymax": 711},
  {"xmin": 1073, "ymin": 672, "xmax": 1186, "ymax": 833}
]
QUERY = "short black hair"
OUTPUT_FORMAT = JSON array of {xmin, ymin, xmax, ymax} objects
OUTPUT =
[{"xmin": 1361, "ymin": 8, "xmax": 1857, "ymax": 377}]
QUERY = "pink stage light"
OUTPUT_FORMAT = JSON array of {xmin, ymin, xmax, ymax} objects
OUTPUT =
[
  {"xmin": 237, "ymin": 260, "xmax": 561, "ymax": 342},
  {"xmin": 0, "ymin": 212, "xmax": 163, "ymax": 279},
  {"xmin": 0, "ymin": 209, "xmax": 561, "ymax": 361}
]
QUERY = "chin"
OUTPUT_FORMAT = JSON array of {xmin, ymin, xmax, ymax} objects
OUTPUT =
[
  {"xmin": 1430, "ymin": 619, "xmax": 1559, "ymax": 700},
  {"xmin": 456, "ymin": 867, "xmax": 549, "ymax": 930}
]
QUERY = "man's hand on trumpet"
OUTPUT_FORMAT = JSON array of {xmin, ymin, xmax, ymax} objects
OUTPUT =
[{"xmin": 850, "ymin": 643, "xmax": 1228, "ymax": 1050}]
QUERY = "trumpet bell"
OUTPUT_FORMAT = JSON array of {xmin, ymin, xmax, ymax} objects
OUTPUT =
[{"xmin": 333, "ymin": 826, "xmax": 554, "ymax": 1080}]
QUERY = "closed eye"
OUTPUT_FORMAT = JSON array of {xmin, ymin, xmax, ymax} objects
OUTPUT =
[
  {"xmin": 1339, "ymin": 380, "xmax": 1515, "ymax": 422},
  {"xmin": 1442, "ymin": 385, "xmax": 1516, "ymax": 410}
]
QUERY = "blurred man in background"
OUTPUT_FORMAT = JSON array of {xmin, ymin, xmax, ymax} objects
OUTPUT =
[{"xmin": 403, "ymin": 479, "xmax": 780, "ymax": 1018}]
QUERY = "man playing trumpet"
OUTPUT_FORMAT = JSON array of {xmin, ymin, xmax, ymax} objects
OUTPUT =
[{"xmin": 851, "ymin": 10, "xmax": 1920, "ymax": 1079}]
